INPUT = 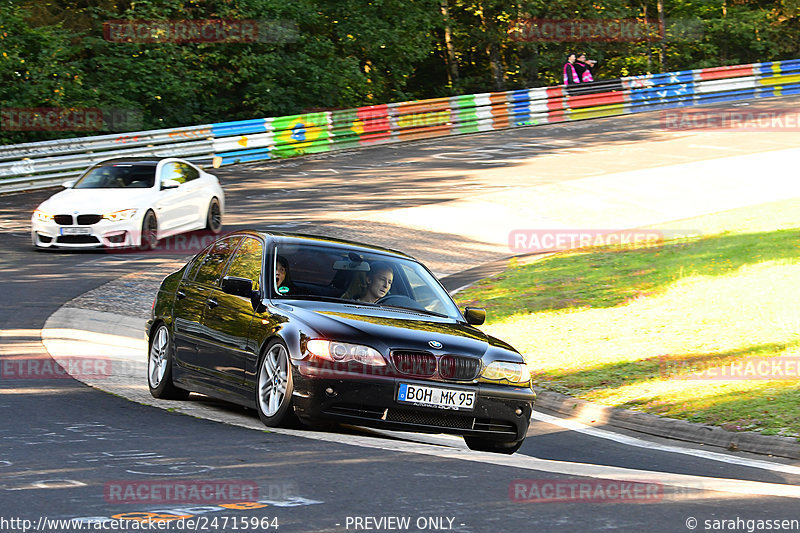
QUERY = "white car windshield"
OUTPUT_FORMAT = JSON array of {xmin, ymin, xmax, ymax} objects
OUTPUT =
[
  {"xmin": 73, "ymin": 163, "xmax": 156, "ymax": 189},
  {"xmin": 273, "ymin": 244, "xmax": 462, "ymax": 320}
]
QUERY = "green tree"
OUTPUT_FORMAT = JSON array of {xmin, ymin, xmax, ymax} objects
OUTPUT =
[
  {"xmin": 0, "ymin": 1, "xmax": 92, "ymax": 144},
  {"xmin": 2, "ymin": 0, "xmax": 800, "ymax": 145}
]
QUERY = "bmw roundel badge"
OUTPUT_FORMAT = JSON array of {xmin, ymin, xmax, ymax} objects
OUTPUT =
[{"xmin": 428, "ymin": 340, "xmax": 443, "ymax": 349}]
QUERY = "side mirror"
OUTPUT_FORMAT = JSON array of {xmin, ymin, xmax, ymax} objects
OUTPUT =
[
  {"xmin": 160, "ymin": 179, "xmax": 181, "ymax": 190},
  {"xmin": 464, "ymin": 306, "xmax": 486, "ymax": 326},
  {"xmin": 62, "ymin": 180, "xmax": 75, "ymax": 188},
  {"xmin": 221, "ymin": 276, "xmax": 254, "ymax": 298}
]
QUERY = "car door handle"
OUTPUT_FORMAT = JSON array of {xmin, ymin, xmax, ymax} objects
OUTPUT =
[
  {"xmin": 207, "ymin": 298, "xmax": 218, "ymax": 309},
  {"xmin": 176, "ymin": 290, "xmax": 186, "ymax": 300}
]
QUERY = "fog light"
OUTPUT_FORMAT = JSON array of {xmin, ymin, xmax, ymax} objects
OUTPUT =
[
  {"xmin": 515, "ymin": 407, "xmax": 523, "ymax": 416},
  {"xmin": 106, "ymin": 232, "xmax": 127, "ymax": 244},
  {"xmin": 325, "ymin": 387, "xmax": 335, "ymax": 396}
]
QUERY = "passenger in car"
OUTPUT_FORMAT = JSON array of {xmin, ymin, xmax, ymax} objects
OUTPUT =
[
  {"xmin": 340, "ymin": 271, "xmax": 368, "ymax": 300},
  {"xmin": 359, "ymin": 262, "xmax": 393, "ymax": 303},
  {"xmin": 275, "ymin": 255, "xmax": 298, "ymax": 295}
]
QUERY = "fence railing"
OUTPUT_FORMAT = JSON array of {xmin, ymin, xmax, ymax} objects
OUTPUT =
[{"xmin": 2, "ymin": 58, "xmax": 800, "ymax": 193}]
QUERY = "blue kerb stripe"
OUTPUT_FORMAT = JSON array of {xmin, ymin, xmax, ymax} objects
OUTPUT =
[{"xmin": 211, "ymin": 119, "xmax": 268, "ymax": 137}]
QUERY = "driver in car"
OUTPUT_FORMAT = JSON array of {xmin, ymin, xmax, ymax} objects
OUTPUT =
[{"xmin": 359, "ymin": 262, "xmax": 393, "ymax": 303}]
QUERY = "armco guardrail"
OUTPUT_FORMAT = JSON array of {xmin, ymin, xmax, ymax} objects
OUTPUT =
[{"xmin": 2, "ymin": 58, "xmax": 800, "ymax": 192}]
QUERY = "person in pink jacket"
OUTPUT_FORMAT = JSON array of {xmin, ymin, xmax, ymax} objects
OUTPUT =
[
  {"xmin": 563, "ymin": 53, "xmax": 580, "ymax": 86},
  {"xmin": 575, "ymin": 52, "xmax": 597, "ymax": 83}
]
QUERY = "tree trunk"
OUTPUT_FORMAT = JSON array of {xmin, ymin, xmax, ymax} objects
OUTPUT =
[
  {"xmin": 657, "ymin": 0, "xmax": 667, "ymax": 72},
  {"xmin": 643, "ymin": 2, "xmax": 652, "ymax": 73},
  {"xmin": 478, "ymin": 1, "xmax": 505, "ymax": 91},
  {"xmin": 440, "ymin": 0, "xmax": 459, "ymax": 88},
  {"xmin": 516, "ymin": 3, "xmax": 538, "ymax": 87}
]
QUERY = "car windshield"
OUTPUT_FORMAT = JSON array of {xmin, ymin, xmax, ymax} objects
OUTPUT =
[
  {"xmin": 73, "ymin": 163, "xmax": 156, "ymax": 189},
  {"xmin": 273, "ymin": 243, "xmax": 463, "ymax": 320}
]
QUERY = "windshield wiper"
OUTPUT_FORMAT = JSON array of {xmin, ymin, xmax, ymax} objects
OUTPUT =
[
  {"xmin": 277, "ymin": 295, "xmax": 451, "ymax": 319},
  {"xmin": 276, "ymin": 294, "xmax": 348, "ymax": 304},
  {"xmin": 378, "ymin": 303, "xmax": 449, "ymax": 318}
]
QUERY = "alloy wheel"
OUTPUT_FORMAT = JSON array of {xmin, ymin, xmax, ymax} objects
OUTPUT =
[
  {"xmin": 148, "ymin": 325, "xmax": 169, "ymax": 388},
  {"xmin": 258, "ymin": 343, "xmax": 289, "ymax": 417}
]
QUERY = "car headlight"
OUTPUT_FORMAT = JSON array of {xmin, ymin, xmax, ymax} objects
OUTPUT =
[
  {"xmin": 480, "ymin": 361, "xmax": 531, "ymax": 385},
  {"xmin": 32, "ymin": 210, "xmax": 54, "ymax": 223},
  {"xmin": 306, "ymin": 339, "xmax": 386, "ymax": 367},
  {"xmin": 103, "ymin": 208, "xmax": 138, "ymax": 222}
]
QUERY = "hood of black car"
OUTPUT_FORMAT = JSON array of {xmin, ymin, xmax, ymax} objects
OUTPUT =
[{"xmin": 275, "ymin": 300, "xmax": 520, "ymax": 360}]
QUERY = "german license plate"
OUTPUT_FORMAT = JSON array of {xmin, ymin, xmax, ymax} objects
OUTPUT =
[
  {"xmin": 397, "ymin": 383, "xmax": 475, "ymax": 411},
  {"xmin": 61, "ymin": 227, "xmax": 91, "ymax": 235}
]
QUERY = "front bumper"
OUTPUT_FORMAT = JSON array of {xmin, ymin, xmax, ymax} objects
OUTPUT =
[
  {"xmin": 291, "ymin": 364, "xmax": 535, "ymax": 442},
  {"xmin": 31, "ymin": 216, "xmax": 141, "ymax": 249}
]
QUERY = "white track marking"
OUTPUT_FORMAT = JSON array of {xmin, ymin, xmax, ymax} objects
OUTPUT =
[{"xmin": 531, "ymin": 410, "xmax": 800, "ymax": 476}]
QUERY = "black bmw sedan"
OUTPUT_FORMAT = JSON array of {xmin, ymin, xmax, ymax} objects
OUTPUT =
[{"xmin": 146, "ymin": 231, "xmax": 536, "ymax": 454}]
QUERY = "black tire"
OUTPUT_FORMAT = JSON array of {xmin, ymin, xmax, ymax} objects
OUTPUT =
[
  {"xmin": 464, "ymin": 436, "xmax": 525, "ymax": 455},
  {"xmin": 255, "ymin": 339, "xmax": 300, "ymax": 428},
  {"xmin": 147, "ymin": 324, "xmax": 190, "ymax": 400},
  {"xmin": 205, "ymin": 197, "xmax": 222, "ymax": 234},
  {"xmin": 140, "ymin": 210, "xmax": 159, "ymax": 250}
]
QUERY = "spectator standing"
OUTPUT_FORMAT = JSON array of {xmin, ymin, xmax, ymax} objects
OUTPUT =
[
  {"xmin": 574, "ymin": 53, "xmax": 597, "ymax": 83},
  {"xmin": 563, "ymin": 53, "xmax": 580, "ymax": 86}
]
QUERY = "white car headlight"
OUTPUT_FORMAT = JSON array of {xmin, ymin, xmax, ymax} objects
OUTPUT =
[
  {"xmin": 480, "ymin": 361, "xmax": 531, "ymax": 385},
  {"xmin": 103, "ymin": 208, "xmax": 138, "ymax": 222},
  {"xmin": 306, "ymin": 339, "xmax": 386, "ymax": 367},
  {"xmin": 32, "ymin": 210, "xmax": 54, "ymax": 223}
]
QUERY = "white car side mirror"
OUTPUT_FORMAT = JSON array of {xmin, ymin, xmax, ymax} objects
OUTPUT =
[
  {"xmin": 160, "ymin": 179, "xmax": 181, "ymax": 190},
  {"xmin": 62, "ymin": 180, "xmax": 75, "ymax": 188}
]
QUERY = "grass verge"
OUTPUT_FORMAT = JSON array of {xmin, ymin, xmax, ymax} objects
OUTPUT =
[{"xmin": 455, "ymin": 197, "xmax": 800, "ymax": 438}]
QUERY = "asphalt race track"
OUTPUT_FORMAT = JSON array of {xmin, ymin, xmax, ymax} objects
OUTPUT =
[{"xmin": 3, "ymin": 97, "xmax": 800, "ymax": 532}]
